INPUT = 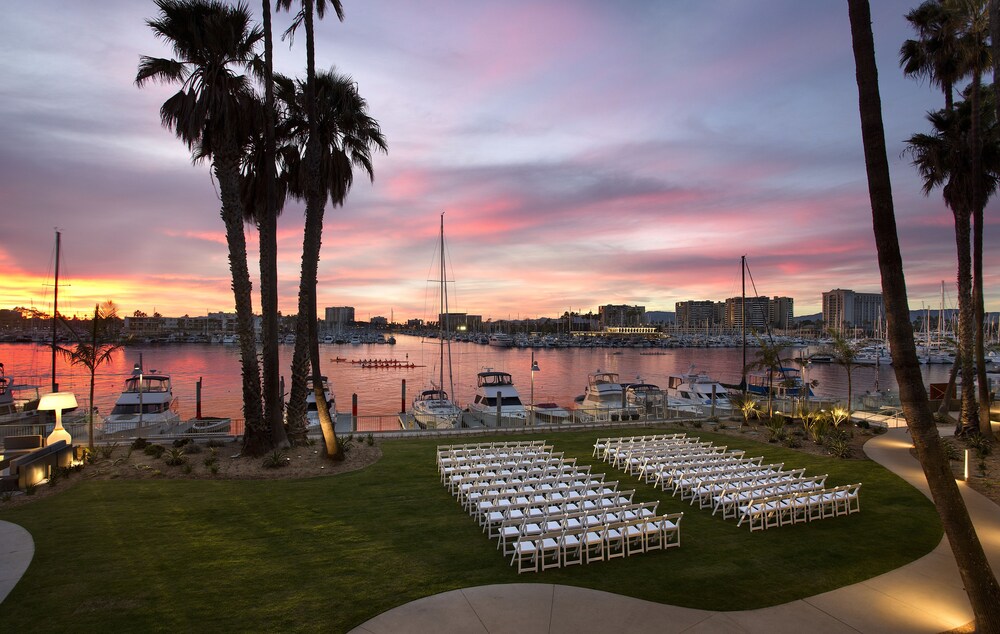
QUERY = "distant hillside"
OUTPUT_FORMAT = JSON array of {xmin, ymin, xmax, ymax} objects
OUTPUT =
[{"xmin": 645, "ymin": 311, "xmax": 674, "ymax": 324}]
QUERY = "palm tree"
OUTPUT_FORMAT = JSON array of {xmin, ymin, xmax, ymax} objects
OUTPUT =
[
  {"xmin": 743, "ymin": 335, "xmax": 791, "ymax": 418},
  {"xmin": 136, "ymin": 0, "xmax": 269, "ymax": 453},
  {"xmin": 848, "ymin": 2, "xmax": 1000, "ymax": 626},
  {"xmin": 901, "ymin": 0, "xmax": 994, "ymax": 437},
  {"xmin": 56, "ymin": 301, "xmax": 123, "ymax": 451},
  {"xmin": 276, "ymin": 0, "xmax": 344, "ymax": 455},
  {"xmin": 906, "ymin": 91, "xmax": 1000, "ymax": 435},
  {"xmin": 245, "ymin": 0, "xmax": 287, "ymax": 449},
  {"xmin": 274, "ymin": 69, "xmax": 387, "ymax": 452},
  {"xmin": 824, "ymin": 329, "xmax": 860, "ymax": 410}
]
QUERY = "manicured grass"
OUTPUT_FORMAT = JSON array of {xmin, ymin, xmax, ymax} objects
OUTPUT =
[{"xmin": 0, "ymin": 426, "xmax": 941, "ymax": 632}]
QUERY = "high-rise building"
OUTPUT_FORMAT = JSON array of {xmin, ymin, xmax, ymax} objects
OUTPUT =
[
  {"xmin": 725, "ymin": 296, "xmax": 771, "ymax": 330},
  {"xmin": 822, "ymin": 289, "xmax": 884, "ymax": 333},
  {"xmin": 324, "ymin": 306, "xmax": 355, "ymax": 329},
  {"xmin": 598, "ymin": 305, "xmax": 645, "ymax": 328},
  {"xmin": 770, "ymin": 296, "xmax": 794, "ymax": 330},
  {"xmin": 675, "ymin": 300, "xmax": 724, "ymax": 328}
]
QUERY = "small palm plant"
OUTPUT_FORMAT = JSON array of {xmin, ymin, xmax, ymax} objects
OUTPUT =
[
  {"xmin": 829, "ymin": 406, "xmax": 852, "ymax": 430},
  {"xmin": 731, "ymin": 392, "xmax": 760, "ymax": 429}
]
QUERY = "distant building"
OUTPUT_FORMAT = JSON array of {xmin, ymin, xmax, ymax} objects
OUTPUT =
[
  {"xmin": 324, "ymin": 306, "xmax": 355, "ymax": 329},
  {"xmin": 675, "ymin": 300, "xmax": 724, "ymax": 328},
  {"xmin": 370, "ymin": 316, "xmax": 388, "ymax": 327},
  {"xmin": 598, "ymin": 305, "xmax": 645, "ymax": 329},
  {"xmin": 725, "ymin": 296, "xmax": 770, "ymax": 330},
  {"xmin": 438, "ymin": 312, "xmax": 467, "ymax": 332},
  {"xmin": 822, "ymin": 289, "xmax": 884, "ymax": 333},
  {"xmin": 770, "ymin": 296, "xmax": 794, "ymax": 330}
]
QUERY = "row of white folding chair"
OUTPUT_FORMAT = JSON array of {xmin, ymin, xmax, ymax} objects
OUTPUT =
[
  {"xmin": 710, "ymin": 470, "xmax": 813, "ymax": 518},
  {"xmin": 474, "ymin": 479, "xmax": 616, "ymax": 526},
  {"xmin": 484, "ymin": 495, "xmax": 614, "ymax": 538},
  {"xmin": 444, "ymin": 455, "xmax": 568, "ymax": 489},
  {"xmin": 438, "ymin": 439, "xmax": 548, "ymax": 458},
  {"xmin": 612, "ymin": 442, "xmax": 723, "ymax": 472},
  {"xmin": 512, "ymin": 512, "xmax": 684, "ymax": 573},
  {"xmin": 737, "ymin": 483, "xmax": 862, "ymax": 531},
  {"xmin": 439, "ymin": 446, "xmax": 556, "ymax": 472},
  {"xmin": 635, "ymin": 450, "xmax": 750, "ymax": 482},
  {"xmin": 453, "ymin": 458, "xmax": 573, "ymax": 501},
  {"xmin": 592, "ymin": 434, "xmax": 687, "ymax": 459},
  {"xmin": 449, "ymin": 455, "xmax": 577, "ymax": 490},
  {"xmin": 707, "ymin": 473, "xmax": 822, "ymax": 517},
  {"xmin": 638, "ymin": 452, "xmax": 758, "ymax": 484},
  {"xmin": 478, "ymin": 482, "xmax": 625, "ymax": 525},
  {"xmin": 437, "ymin": 444, "xmax": 554, "ymax": 470},
  {"xmin": 445, "ymin": 453, "xmax": 576, "ymax": 488},
  {"xmin": 653, "ymin": 458, "xmax": 776, "ymax": 493},
  {"xmin": 604, "ymin": 438, "xmax": 710, "ymax": 468},
  {"xmin": 461, "ymin": 470, "xmax": 591, "ymax": 511},
  {"xmin": 696, "ymin": 470, "xmax": 817, "ymax": 511},
  {"xmin": 497, "ymin": 499, "xmax": 656, "ymax": 556},
  {"xmin": 667, "ymin": 462, "xmax": 786, "ymax": 498}
]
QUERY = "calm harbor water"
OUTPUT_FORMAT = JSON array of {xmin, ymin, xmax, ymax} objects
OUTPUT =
[{"xmin": 0, "ymin": 337, "xmax": 955, "ymax": 421}]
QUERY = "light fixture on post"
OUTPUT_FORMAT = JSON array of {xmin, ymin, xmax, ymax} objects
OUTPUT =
[
  {"xmin": 38, "ymin": 391, "xmax": 77, "ymax": 446},
  {"xmin": 530, "ymin": 353, "xmax": 540, "ymax": 426}
]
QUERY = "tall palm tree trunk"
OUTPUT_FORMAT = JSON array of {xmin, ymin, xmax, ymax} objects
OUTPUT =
[
  {"xmin": 88, "ymin": 304, "xmax": 100, "ymax": 451},
  {"xmin": 260, "ymin": 0, "xmax": 287, "ymax": 449},
  {"xmin": 214, "ymin": 150, "xmax": 267, "ymax": 453},
  {"xmin": 302, "ymin": 0, "xmax": 340, "ymax": 459},
  {"xmin": 286, "ymin": 311, "xmax": 310, "ymax": 443},
  {"xmin": 848, "ymin": 3, "xmax": 1000, "ymax": 628},
  {"xmin": 954, "ymin": 208, "xmax": 980, "ymax": 433}
]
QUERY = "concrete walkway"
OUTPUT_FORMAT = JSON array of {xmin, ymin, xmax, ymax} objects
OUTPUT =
[
  {"xmin": 0, "ymin": 520, "xmax": 33, "ymax": 605},
  {"xmin": 351, "ymin": 427, "xmax": 1000, "ymax": 633}
]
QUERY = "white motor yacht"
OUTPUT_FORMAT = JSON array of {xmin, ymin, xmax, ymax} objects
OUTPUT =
[
  {"xmin": 527, "ymin": 402, "xmax": 572, "ymax": 425},
  {"xmin": 573, "ymin": 370, "xmax": 640, "ymax": 422},
  {"xmin": 666, "ymin": 368, "xmax": 733, "ymax": 413},
  {"xmin": 103, "ymin": 362, "xmax": 181, "ymax": 434},
  {"xmin": 468, "ymin": 370, "xmax": 527, "ymax": 426},
  {"xmin": 412, "ymin": 389, "xmax": 462, "ymax": 429}
]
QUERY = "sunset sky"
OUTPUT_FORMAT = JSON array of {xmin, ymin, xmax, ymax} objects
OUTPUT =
[{"xmin": 1, "ymin": 1, "xmax": 996, "ymax": 322}]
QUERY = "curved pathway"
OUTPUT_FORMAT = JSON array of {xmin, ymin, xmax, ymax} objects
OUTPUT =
[
  {"xmin": 351, "ymin": 427, "xmax": 1000, "ymax": 633},
  {"xmin": 0, "ymin": 520, "xmax": 33, "ymax": 605}
]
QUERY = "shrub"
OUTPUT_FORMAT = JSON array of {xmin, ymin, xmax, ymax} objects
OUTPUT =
[
  {"xmin": 764, "ymin": 416, "xmax": 786, "ymax": 442},
  {"xmin": 1, "ymin": 491, "xmax": 13, "ymax": 503},
  {"xmin": 206, "ymin": 438, "xmax": 226, "ymax": 448},
  {"xmin": 144, "ymin": 444, "xmax": 165, "ymax": 458},
  {"xmin": 968, "ymin": 435, "xmax": 993, "ymax": 458},
  {"xmin": 172, "ymin": 438, "xmax": 192, "ymax": 448},
  {"xmin": 183, "ymin": 442, "xmax": 202, "ymax": 455},
  {"xmin": 99, "ymin": 443, "xmax": 119, "ymax": 460},
  {"xmin": 203, "ymin": 455, "xmax": 218, "ymax": 468},
  {"xmin": 783, "ymin": 436, "xmax": 802, "ymax": 449},
  {"xmin": 182, "ymin": 464, "xmax": 193, "ymax": 475},
  {"xmin": 47, "ymin": 469, "xmax": 61, "ymax": 487},
  {"xmin": 829, "ymin": 406, "xmax": 851, "ymax": 429},
  {"xmin": 209, "ymin": 464, "xmax": 219, "ymax": 475},
  {"xmin": 941, "ymin": 438, "xmax": 962, "ymax": 461},
  {"xmin": 163, "ymin": 448, "xmax": 186, "ymax": 466},
  {"xmin": 25, "ymin": 483, "xmax": 37, "ymax": 496},
  {"xmin": 827, "ymin": 436, "xmax": 853, "ymax": 459},
  {"xmin": 262, "ymin": 450, "xmax": 288, "ymax": 469},
  {"xmin": 131, "ymin": 438, "xmax": 149, "ymax": 450},
  {"xmin": 366, "ymin": 433, "xmax": 375, "ymax": 446}
]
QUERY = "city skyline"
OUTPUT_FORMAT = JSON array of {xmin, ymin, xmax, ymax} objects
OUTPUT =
[{"xmin": 1, "ymin": 1, "xmax": 997, "ymax": 322}]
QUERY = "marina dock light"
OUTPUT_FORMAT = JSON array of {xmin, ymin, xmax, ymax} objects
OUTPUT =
[{"xmin": 38, "ymin": 391, "xmax": 77, "ymax": 446}]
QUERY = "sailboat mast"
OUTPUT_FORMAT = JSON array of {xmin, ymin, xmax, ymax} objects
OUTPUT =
[
  {"xmin": 51, "ymin": 229, "xmax": 61, "ymax": 392},
  {"xmin": 741, "ymin": 255, "xmax": 746, "ymax": 391},
  {"xmin": 441, "ymin": 213, "xmax": 455, "ymax": 399}
]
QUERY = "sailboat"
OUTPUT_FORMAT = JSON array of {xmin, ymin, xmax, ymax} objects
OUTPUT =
[{"xmin": 412, "ymin": 213, "xmax": 463, "ymax": 429}]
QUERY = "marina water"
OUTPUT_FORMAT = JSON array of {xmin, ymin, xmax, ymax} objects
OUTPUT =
[{"xmin": 0, "ymin": 338, "xmax": 957, "ymax": 422}]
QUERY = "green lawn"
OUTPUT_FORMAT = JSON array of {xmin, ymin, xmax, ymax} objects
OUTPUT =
[{"xmin": 0, "ymin": 427, "xmax": 941, "ymax": 632}]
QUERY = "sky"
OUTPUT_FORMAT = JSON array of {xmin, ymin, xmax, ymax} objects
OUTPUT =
[{"xmin": 0, "ymin": 0, "xmax": 997, "ymax": 323}]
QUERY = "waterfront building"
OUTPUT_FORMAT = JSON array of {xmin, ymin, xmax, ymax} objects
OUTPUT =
[
  {"xmin": 822, "ymin": 289, "xmax": 884, "ymax": 334},
  {"xmin": 325, "ymin": 306, "xmax": 355, "ymax": 331},
  {"xmin": 675, "ymin": 300, "xmax": 725, "ymax": 328},
  {"xmin": 770, "ymin": 297, "xmax": 794, "ymax": 330},
  {"xmin": 438, "ymin": 312, "xmax": 467, "ymax": 332},
  {"xmin": 725, "ymin": 296, "xmax": 770, "ymax": 330},
  {"xmin": 599, "ymin": 305, "xmax": 645, "ymax": 329}
]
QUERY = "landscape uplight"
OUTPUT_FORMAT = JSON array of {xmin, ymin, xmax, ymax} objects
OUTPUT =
[{"xmin": 38, "ymin": 391, "xmax": 77, "ymax": 446}]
